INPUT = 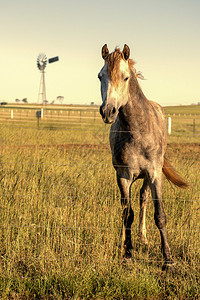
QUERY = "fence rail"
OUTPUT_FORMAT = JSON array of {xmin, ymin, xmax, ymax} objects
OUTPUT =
[{"xmin": 0, "ymin": 107, "xmax": 200, "ymax": 143}]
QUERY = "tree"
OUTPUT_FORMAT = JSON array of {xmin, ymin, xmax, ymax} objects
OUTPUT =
[
  {"xmin": 22, "ymin": 98, "xmax": 28, "ymax": 103},
  {"xmin": 57, "ymin": 96, "xmax": 64, "ymax": 104}
]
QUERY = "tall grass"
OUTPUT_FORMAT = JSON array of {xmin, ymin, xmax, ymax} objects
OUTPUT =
[{"xmin": 0, "ymin": 123, "xmax": 199, "ymax": 299}]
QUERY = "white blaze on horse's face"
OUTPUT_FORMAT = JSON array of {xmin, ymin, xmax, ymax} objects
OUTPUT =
[{"xmin": 99, "ymin": 59, "xmax": 130, "ymax": 124}]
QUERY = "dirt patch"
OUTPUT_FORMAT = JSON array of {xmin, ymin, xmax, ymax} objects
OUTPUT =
[{"xmin": 166, "ymin": 143, "xmax": 200, "ymax": 161}]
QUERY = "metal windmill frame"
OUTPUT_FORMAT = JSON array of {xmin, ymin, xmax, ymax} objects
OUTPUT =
[
  {"xmin": 37, "ymin": 54, "xmax": 59, "ymax": 110},
  {"xmin": 37, "ymin": 53, "xmax": 47, "ymax": 106}
]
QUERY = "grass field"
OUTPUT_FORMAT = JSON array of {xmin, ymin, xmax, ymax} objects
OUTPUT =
[{"xmin": 0, "ymin": 105, "xmax": 199, "ymax": 299}]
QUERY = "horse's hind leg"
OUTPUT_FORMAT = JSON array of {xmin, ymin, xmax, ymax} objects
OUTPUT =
[
  {"xmin": 117, "ymin": 175, "xmax": 134, "ymax": 258},
  {"xmin": 139, "ymin": 179, "xmax": 150, "ymax": 244},
  {"xmin": 150, "ymin": 175, "xmax": 174, "ymax": 269}
]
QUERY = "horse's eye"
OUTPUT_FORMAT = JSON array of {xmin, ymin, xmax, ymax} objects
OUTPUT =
[{"xmin": 124, "ymin": 77, "xmax": 129, "ymax": 82}]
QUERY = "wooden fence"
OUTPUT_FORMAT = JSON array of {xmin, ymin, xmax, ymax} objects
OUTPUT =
[{"xmin": 0, "ymin": 107, "xmax": 200, "ymax": 138}]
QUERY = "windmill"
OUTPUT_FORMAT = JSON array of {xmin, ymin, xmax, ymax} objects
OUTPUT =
[
  {"xmin": 37, "ymin": 53, "xmax": 47, "ymax": 105},
  {"xmin": 37, "ymin": 54, "xmax": 59, "ymax": 105}
]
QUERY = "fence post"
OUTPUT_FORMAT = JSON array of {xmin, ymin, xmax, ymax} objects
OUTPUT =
[
  {"xmin": 11, "ymin": 110, "xmax": 13, "ymax": 119},
  {"xmin": 167, "ymin": 117, "xmax": 171, "ymax": 135},
  {"xmin": 41, "ymin": 108, "xmax": 44, "ymax": 119}
]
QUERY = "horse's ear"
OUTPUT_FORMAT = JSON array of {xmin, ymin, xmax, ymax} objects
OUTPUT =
[
  {"xmin": 123, "ymin": 44, "xmax": 130, "ymax": 60},
  {"xmin": 102, "ymin": 44, "xmax": 109, "ymax": 60}
]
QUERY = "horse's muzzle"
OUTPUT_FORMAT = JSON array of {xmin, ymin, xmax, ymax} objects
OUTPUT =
[{"xmin": 100, "ymin": 104, "xmax": 118, "ymax": 124}]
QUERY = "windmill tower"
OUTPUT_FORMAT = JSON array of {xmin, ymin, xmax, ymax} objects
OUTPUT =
[
  {"xmin": 37, "ymin": 54, "xmax": 59, "ymax": 106},
  {"xmin": 37, "ymin": 53, "xmax": 47, "ymax": 105}
]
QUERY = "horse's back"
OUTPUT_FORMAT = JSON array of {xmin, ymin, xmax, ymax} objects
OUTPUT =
[
  {"xmin": 148, "ymin": 100, "xmax": 165, "ymax": 122},
  {"xmin": 147, "ymin": 99, "xmax": 167, "ymax": 150}
]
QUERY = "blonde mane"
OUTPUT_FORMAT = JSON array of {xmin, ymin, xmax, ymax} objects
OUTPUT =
[{"xmin": 105, "ymin": 48, "xmax": 144, "ymax": 86}]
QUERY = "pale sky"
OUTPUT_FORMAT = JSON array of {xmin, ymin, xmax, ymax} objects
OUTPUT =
[{"xmin": 1, "ymin": 0, "xmax": 200, "ymax": 106}]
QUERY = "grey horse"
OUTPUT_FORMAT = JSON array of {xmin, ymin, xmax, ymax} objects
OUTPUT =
[{"xmin": 98, "ymin": 44, "xmax": 188, "ymax": 270}]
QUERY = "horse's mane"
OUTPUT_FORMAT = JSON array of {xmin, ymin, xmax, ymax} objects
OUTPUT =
[{"xmin": 106, "ymin": 48, "xmax": 144, "ymax": 86}]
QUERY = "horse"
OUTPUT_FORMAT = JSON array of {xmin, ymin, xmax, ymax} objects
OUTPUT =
[{"xmin": 98, "ymin": 44, "xmax": 188, "ymax": 270}]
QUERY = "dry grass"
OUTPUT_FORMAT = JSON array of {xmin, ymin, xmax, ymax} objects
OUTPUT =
[{"xmin": 0, "ymin": 119, "xmax": 199, "ymax": 299}]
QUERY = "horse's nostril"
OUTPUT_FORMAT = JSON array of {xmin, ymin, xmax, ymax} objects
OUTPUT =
[
  {"xmin": 112, "ymin": 107, "xmax": 116, "ymax": 115},
  {"xmin": 100, "ymin": 106, "xmax": 103, "ymax": 116}
]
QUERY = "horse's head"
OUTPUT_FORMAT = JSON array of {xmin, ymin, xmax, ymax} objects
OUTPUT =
[{"xmin": 98, "ymin": 44, "xmax": 133, "ymax": 124}]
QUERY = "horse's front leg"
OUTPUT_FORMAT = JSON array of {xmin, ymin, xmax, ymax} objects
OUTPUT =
[
  {"xmin": 117, "ymin": 174, "xmax": 134, "ymax": 258},
  {"xmin": 149, "ymin": 174, "xmax": 174, "ymax": 269}
]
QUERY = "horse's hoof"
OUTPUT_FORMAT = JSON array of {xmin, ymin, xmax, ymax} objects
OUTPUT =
[
  {"xmin": 138, "ymin": 233, "xmax": 148, "ymax": 245},
  {"xmin": 135, "ymin": 234, "xmax": 148, "ymax": 253},
  {"xmin": 162, "ymin": 261, "xmax": 176, "ymax": 272},
  {"xmin": 121, "ymin": 256, "xmax": 134, "ymax": 266},
  {"xmin": 123, "ymin": 248, "xmax": 133, "ymax": 259},
  {"xmin": 121, "ymin": 243, "xmax": 133, "ymax": 258},
  {"xmin": 121, "ymin": 247, "xmax": 133, "ymax": 261},
  {"xmin": 140, "ymin": 237, "xmax": 148, "ymax": 245},
  {"xmin": 125, "ymin": 253, "xmax": 132, "ymax": 260}
]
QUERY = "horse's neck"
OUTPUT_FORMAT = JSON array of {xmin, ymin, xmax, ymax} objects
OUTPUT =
[{"xmin": 119, "ymin": 74, "xmax": 148, "ymax": 131}]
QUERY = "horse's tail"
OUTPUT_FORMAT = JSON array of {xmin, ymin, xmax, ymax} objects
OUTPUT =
[{"xmin": 162, "ymin": 157, "xmax": 188, "ymax": 189}]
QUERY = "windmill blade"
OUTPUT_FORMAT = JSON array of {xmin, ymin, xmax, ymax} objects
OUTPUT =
[
  {"xmin": 37, "ymin": 53, "xmax": 47, "ymax": 71},
  {"xmin": 48, "ymin": 56, "xmax": 59, "ymax": 63}
]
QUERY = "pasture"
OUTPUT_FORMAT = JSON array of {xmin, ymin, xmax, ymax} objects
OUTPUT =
[{"xmin": 0, "ymin": 104, "xmax": 199, "ymax": 299}]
